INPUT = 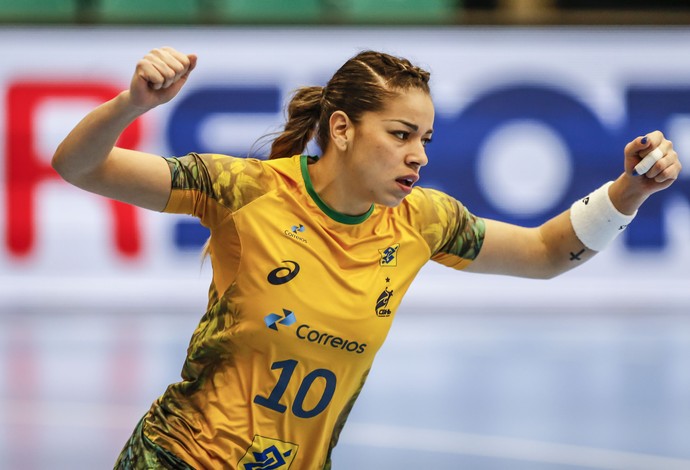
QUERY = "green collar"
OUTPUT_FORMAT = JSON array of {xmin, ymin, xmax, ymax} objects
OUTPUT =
[{"xmin": 300, "ymin": 155, "xmax": 374, "ymax": 225}]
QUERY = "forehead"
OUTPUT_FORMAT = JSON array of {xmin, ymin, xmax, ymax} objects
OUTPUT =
[{"xmin": 377, "ymin": 88, "xmax": 434, "ymax": 128}]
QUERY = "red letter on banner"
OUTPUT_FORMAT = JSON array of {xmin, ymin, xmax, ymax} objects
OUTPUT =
[{"xmin": 5, "ymin": 82, "xmax": 142, "ymax": 259}]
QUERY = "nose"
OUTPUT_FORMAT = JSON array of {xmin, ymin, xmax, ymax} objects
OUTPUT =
[{"xmin": 407, "ymin": 142, "xmax": 429, "ymax": 169}]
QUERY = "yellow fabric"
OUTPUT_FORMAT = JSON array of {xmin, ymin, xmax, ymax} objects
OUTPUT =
[{"xmin": 144, "ymin": 153, "xmax": 485, "ymax": 469}]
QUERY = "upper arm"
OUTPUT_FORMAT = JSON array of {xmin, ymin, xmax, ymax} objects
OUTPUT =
[
  {"xmin": 465, "ymin": 212, "xmax": 594, "ymax": 279},
  {"xmin": 464, "ymin": 219, "xmax": 545, "ymax": 277},
  {"xmin": 65, "ymin": 147, "xmax": 172, "ymax": 212}
]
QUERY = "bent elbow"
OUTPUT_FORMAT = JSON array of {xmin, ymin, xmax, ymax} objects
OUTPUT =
[
  {"xmin": 536, "ymin": 258, "xmax": 572, "ymax": 280},
  {"xmin": 51, "ymin": 145, "xmax": 70, "ymax": 180},
  {"xmin": 522, "ymin": 268, "xmax": 562, "ymax": 281},
  {"xmin": 540, "ymin": 270, "xmax": 562, "ymax": 281},
  {"xmin": 51, "ymin": 144, "xmax": 85, "ymax": 186}
]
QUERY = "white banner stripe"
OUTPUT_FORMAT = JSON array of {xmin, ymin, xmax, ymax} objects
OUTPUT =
[{"xmin": 342, "ymin": 422, "xmax": 690, "ymax": 470}]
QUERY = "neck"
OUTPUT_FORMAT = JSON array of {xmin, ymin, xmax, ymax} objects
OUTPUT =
[{"xmin": 306, "ymin": 152, "xmax": 372, "ymax": 216}]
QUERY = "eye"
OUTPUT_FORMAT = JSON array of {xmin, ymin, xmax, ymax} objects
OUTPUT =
[
  {"xmin": 392, "ymin": 131, "xmax": 410, "ymax": 141},
  {"xmin": 422, "ymin": 137, "xmax": 433, "ymax": 147}
]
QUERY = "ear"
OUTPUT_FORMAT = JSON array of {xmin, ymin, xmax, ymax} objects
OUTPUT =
[{"xmin": 329, "ymin": 110, "xmax": 353, "ymax": 152}]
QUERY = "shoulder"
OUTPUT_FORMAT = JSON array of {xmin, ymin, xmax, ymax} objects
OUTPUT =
[
  {"xmin": 399, "ymin": 186, "xmax": 467, "ymax": 220},
  {"xmin": 399, "ymin": 186, "xmax": 482, "ymax": 240},
  {"xmin": 401, "ymin": 187, "xmax": 485, "ymax": 264},
  {"xmin": 167, "ymin": 153, "xmax": 301, "ymax": 186}
]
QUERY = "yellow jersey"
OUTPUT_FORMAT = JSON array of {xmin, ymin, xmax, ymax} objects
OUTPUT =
[{"xmin": 142, "ymin": 153, "xmax": 485, "ymax": 469}]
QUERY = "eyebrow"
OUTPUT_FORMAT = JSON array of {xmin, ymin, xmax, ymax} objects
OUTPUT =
[{"xmin": 385, "ymin": 119, "xmax": 433, "ymax": 134}]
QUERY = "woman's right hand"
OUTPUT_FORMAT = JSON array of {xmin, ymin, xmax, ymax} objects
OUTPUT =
[
  {"xmin": 128, "ymin": 47, "xmax": 197, "ymax": 111},
  {"xmin": 52, "ymin": 47, "xmax": 196, "ymax": 211}
]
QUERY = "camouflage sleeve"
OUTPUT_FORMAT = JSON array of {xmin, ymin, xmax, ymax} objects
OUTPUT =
[
  {"xmin": 163, "ymin": 153, "xmax": 269, "ymax": 228},
  {"xmin": 166, "ymin": 153, "xmax": 214, "ymax": 196},
  {"xmin": 412, "ymin": 188, "xmax": 486, "ymax": 270}
]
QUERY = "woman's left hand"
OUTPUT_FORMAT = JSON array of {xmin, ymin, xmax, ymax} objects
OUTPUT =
[
  {"xmin": 608, "ymin": 131, "xmax": 682, "ymax": 215},
  {"xmin": 625, "ymin": 130, "xmax": 682, "ymax": 194}
]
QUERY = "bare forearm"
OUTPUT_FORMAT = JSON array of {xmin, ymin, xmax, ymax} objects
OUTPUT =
[
  {"xmin": 467, "ymin": 214, "xmax": 595, "ymax": 279},
  {"xmin": 536, "ymin": 176, "xmax": 644, "ymax": 278},
  {"xmin": 537, "ymin": 210, "xmax": 597, "ymax": 278},
  {"xmin": 50, "ymin": 49, "xmax": 197, "ymax": 211},
  {"xmin": 52, "ymin": 91, "xmax": 144, "ymax": 183},
  {"xmin": 534, "ymin": 166, "xmax": 663, "ymax": 278},
  {"xmin": 466, "ymin": 132, "xmax": 681, "ymax": 280}
]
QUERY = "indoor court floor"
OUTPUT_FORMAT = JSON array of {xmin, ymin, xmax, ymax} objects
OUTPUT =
[{"xmin": 1, "ymin": 274, "xmax": 689, "ymax": 469}]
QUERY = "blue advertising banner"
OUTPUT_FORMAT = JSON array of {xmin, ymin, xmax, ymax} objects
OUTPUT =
[{"xmin": 0, "ymin": 27, "xmax": 688, "ymax": 303}]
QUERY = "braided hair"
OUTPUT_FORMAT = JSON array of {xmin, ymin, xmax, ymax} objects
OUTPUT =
[{"xmin": 269, "ymin": 51, "xmax": 431, "ymax": 160}]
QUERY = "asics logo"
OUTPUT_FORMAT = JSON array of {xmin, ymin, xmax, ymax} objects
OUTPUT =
[{"xmin": 267, "ymin": 260, "xmax": 300, "ymax": 285}]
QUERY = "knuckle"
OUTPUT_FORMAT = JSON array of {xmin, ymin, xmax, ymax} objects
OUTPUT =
[{"xmin": 658, "ymin": 166, "xmax": 678, "ymax": 182}]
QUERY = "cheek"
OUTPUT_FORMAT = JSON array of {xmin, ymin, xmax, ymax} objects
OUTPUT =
[
  {"xmin": 353, "ymin": 136, "xmax": 396, "ymax": 176},
  {"xmin": 367, "ymin": 141, "xmax": 396, "ymax": 164}
]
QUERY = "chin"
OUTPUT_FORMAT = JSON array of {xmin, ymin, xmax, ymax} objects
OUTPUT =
[{"xmin": 378, "ymin": 196, "xmax": 406, "ymax": 208}]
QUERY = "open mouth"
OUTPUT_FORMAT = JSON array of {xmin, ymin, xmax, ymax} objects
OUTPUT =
[{"xmin": 396, "ymin": 177, "xmax": 416, "ymax": 188}]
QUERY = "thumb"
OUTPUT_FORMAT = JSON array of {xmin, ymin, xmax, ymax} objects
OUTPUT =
[
  {"xmin": 635, "ymin": 135, "xmax": 653, "ymax": 156},
  {"xmin": 180, "ymin": 54, "xmax": 198, "ymax": 81}
]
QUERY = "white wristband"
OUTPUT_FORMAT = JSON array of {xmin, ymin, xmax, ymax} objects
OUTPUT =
[{"xmin": 569, "ymin": 181, "xmax": 636, "ymax": 252}]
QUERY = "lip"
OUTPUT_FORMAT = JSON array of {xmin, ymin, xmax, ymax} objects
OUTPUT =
[
  {"xmin": 396, "ymin": 180, "xmax": 413, "ymax": 194},
  {"xmin": 395, "ymin": 174, "xmax": 419, "ymax": 194}
]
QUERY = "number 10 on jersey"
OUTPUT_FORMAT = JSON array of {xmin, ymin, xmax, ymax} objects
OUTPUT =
[{"xmin": 254, "ymin": 359, "xmax": 337, "ymax": 419}]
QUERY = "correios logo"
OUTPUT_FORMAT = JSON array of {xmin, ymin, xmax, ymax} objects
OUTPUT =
[
  {"xmin": 284, "ymin": 223, "xmax": 307, "ymax": 244},
  {"xmin": 264, "ymin": 309, "xmax": 296, "ymax": 331},
  {"xmin": 264, "ymin": 309, "xmax": 367, "ymax": 354},
  {"xmin": 296, "ymin": 324, "xmax": 367, "ymax": 354}
]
